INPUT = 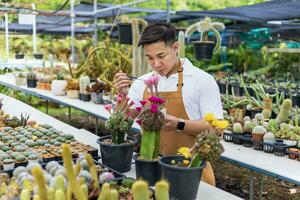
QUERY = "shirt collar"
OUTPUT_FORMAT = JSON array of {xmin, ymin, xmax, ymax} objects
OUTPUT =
[{"xmin": 154, "ymin": 58, "xmax": 193, "ymax": 79}]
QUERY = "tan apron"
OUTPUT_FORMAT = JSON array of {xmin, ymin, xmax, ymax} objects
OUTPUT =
[{"xmin": 143, "ymin": 65, "xmax": 216, "ymax": 186}]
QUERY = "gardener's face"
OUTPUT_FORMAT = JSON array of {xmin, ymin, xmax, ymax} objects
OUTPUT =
[{"xmin": 143, "ymin": 41, "xmax": 179, "ymax": 77}]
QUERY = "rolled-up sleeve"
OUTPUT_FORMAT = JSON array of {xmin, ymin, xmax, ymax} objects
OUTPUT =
[{"xmin": 127, "ymin": 80, "xmax": 144, "ymax": 108}]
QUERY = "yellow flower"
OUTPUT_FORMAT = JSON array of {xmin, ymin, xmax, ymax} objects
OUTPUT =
[
  {"xmin": 183, "ymin": 160, "xmax": 190, "ymax": 166},
  {"xmin": 204, "ymin": 113, "xmax": 215, "ymax": 122},
  {"xmin": 216, "ymin": 120, "xmax": 229, "ymax": 129},
  {"xmin": 177, "ymin": 147, "xmax": 192, "ymax": 159},
  {"xmin": 211, "ymin": 119, "xmax": 219, "ymax": 127}
]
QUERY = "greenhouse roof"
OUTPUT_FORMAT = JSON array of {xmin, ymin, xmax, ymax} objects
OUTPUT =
[{"xmin": 176, "ymin": 0, "xmax": 300, "ymax": 23}]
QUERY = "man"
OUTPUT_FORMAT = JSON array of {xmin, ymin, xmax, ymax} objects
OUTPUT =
[{"xmin": 113, "ymin": 22, "xmax": 223, "ymax": 186}]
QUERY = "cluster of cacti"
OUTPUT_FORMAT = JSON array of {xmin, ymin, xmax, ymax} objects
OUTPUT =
[
  {"xmin": 276, "ymin": 99, "xmax": 292, "ymax": 123},
  {"xmin": 194, "ymin": 130, "xmax": 224, "ymax": 162},
  {"xmin": 19, "ymin": 144, "xmax": 170, "ymax": 200},
  {"xmin": 26, "ymin": 72, "xmax": 37, "ymax": 80},
  {"xmin": 80, "ymin": 76, "xmax": 91, "ymax": 95},
  {"xmin": 274, "ymin": 123, "xmax": 300, "ymax": 140},
  {"xmin": 185, "ymin": 17, "xmax": 225, "ymax": 54},
  {"xmin": 131, "ymin": 18, "xmax": 149, "ymax": 77},
  {"xmin": 262, "ymin": 98, "xmax": 272, "ymax": 120}
]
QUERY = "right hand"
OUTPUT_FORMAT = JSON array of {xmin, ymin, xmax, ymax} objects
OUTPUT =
[{"xmin": 113, "ymin": 71, "xmax": 132, "ymax": 96}]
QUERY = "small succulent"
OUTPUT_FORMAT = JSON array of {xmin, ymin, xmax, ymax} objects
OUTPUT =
[
  {"xmin": 252, "ymin": 125, "xmax": 267, "ymax": 134},
  {"xmin": 232, "ymin": 122, "xmax": 244, "ymax": 134},
  {"xmin": 26, "ymin": 72, "xmax": 37, "ymax": 80}
]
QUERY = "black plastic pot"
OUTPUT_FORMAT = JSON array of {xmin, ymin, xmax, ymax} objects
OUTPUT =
[
  {"xmin": 33, "ymin": 53, "xmax": 43, "ymax": 59},
  {"xmin": 159, "ymin": 155, "xmax": 206, "ymax": 200},
  {"xmin": 27, "ymin": 79, "xmax": 37, "ymax": 88},
  {"xmin": 246, "ymin": 109, "xmax": 262, "ymax": 119},
  {"xmin": 82, "ymin": 94, "xmax": 91, "ymax": 102},
  {"xmin": 91, "ymin": 92, "xmax": 104, "ymax": 104},
  {"xmin": 79, "ymin": 93, "xmax": 83, "ymax": 100},
  {"xmin": 193, "ymin": 41, "xmax": 215, "ymax": 61},
  {"xmin": 292, "ymin": 95, "xmax": 300, "ymax": 107},
  {"xmin": 133, "ymin": 154, "xmax": 161, "ymax": 186},
  {"xmin": 15, "ymin": 54, "xmax": 24, "ymax": 59},
  {"xmin": 118, "ymin": 23, "xmax": 133, "ymax": 45},
  {"xmin": 217, "ymin": 81, "xmax": 226, "ymax": 94},
  {"xmin": 97, "ymin": 135, "xmax": 136, "ymax": 173},
  {"xmin": 229, "ymin": 83, "xmax": 244, "ymax": 97}
]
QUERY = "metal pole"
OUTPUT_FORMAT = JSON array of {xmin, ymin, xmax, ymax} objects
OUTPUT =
[
  {"xmin": 166, "ymin": 0, "xmax": 171, "ymax": 23},
  {"xmin": 31, "ymin": 3, "xmax": 37, "ymax": 54},
  {"xmin": 95, "ymin": 117, "xmax": 98, "ymax": 135},
  {"xmin": 259, "ymin": 175, "xmax": 264, "ymax": 200},
  {"xmin": 93, "ymin": 0, "xmax": 98, "ymax": 46},
  {"xmin": 249, "ymin": 171, "xmax": 254, "ymax": 200},
  {"xmin": 5, "ymin": 3, "xmax": 9, "ymax": 61},
  {"xmin": 68, "ymin": 106, "xmax": 71, "ymax": 122},
  {"xmin": 70, "ymin": 0, "xmax": 75, "ymax": 63}
]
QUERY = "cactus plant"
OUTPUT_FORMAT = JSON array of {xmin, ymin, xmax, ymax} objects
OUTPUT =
[
  {"xmin": 131, "ymin": 18, "xmax": 149, "ymax": 77},
  {"xmin": 252, "ymin": 125, "xmax": 267, "ymax": 134},
  {"xmin": 132, "ymin": 180, "xmax": 149, "ymax": 200},
  {"xmin": 31, "ymin": 166, "xmax": 48, "ymax": 200},
  {"xmin": 244, "ymin": 121, "xmax": 254, "ymax": 133},
  {"xmin": 262, "ymin": 98, "xmax": 272, "ymax": 120},
  {"xmin": 263, "ymin": 132, "xmax": 275, "ymax": 143},
  {"xmin": 276, "ymin": 99, "xmax": 292, "ymax": 123},
  {"xmin": 185, "ymin": 17, "xmax": 225, "ymax": 54},
  {"xmin": 232, "ymin": 122, "xmax": 244, "ymax": 134},
  {"xmin": 155, "ymin": 180, "xmax": 169, "ymax": 200},
  {"xmin": 79, "ymin": 76, "xmax": 90, "ymax": 95},
  {"xmin": 178, "ymin": 31, "xmax": 185, "ymax": 58},
  {"xmin": 27, "ymin": 72, "xmax": 37, "ymax": 80}
]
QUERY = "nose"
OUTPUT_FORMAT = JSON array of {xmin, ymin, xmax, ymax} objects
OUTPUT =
[{"xmin": 153, "ymin": 58, "xmax": 161, "ymax": 68}]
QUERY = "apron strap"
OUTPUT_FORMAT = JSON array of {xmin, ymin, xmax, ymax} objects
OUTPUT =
[{"xmin": 176, "ymin": 61, "xmax": 184, "ymax": 94}]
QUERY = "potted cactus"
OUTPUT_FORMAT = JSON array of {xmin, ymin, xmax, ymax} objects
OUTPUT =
[
  {"xmin": 79, "ymin": 76, "xmax": 91, "ymax": 102},
  {"xmin": 159, "ymin": 114, "xmax": 227, "ymax": 200},
  {"xmin": 232, "ymin": 122, "xmax": 244, "ymax": 144},
  {"xmin": 86, "ymin": 80, "xmax": 110, "ymax": 104},
  {"xmin": 26, "ymin": 71, "xmax": 37, "ymax": 88},
  {"xmin": 97, "ymin": 95, "xmax": 136, "ymax": 173},
  {"xmin": 133, "ymin": 75, "xmax": 165, "ymax": 186},
  {"xmin": 252, "ymin": 125, "xmax": 267, "ymax": 150},
  {"xmin": 185, "ymin": 17, "xmax": 225, "ymax": 60},
  {"xmin": 15, "ymin": 72, "xmax": 27, "ymax": 86},
  {"xmin": 65, "ymin": 79, "xmax": 79, "ymax": 99},
  {"xmin": 51, "ymin": 73, "xmax": 67, "ymax": 96}
]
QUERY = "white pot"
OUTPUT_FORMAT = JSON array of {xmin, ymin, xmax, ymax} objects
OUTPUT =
[
  {"xmin": 67, "ymin": 90, "xmax": 79, "ymax": 99},
  {"xmin": 15, "ymin": 77, "xmax": 26, "ymax": 86},
  {"xmin": 51, "ymin": 80, "xmax": 67, "ymax": 96}
]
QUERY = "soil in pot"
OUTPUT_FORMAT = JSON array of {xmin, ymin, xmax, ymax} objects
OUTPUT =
[
  {"xmin": 159, "ymin": 155, "xmax": 206, "ymax": 200},
  {"xmin": 97, "ymin": 135, "xmax": 136, "ymax": 173},
  {"xmin": 133, "ymin": 154, "xmax": 161, "ymax": 186}
]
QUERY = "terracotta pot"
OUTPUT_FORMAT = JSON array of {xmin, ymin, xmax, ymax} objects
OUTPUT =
[{"xmin": 252, "ymin": 132, "xmax": 265, "ymax": 141}]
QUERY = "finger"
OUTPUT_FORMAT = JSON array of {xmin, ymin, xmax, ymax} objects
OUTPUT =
[
  {"xmin": 114, "ymin": 72, "xmax": 128, "ymax": 80},
  {"xmin": 115, "ymin": 80, "xmax": 132, "ymax": 88},
  {"xmin": 113, "ymin": 75, "xmax": 131, "ymax": 85}
]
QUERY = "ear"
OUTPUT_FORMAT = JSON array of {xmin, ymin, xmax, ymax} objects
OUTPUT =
[{"xmin": 172, "ymin": 41, "xmax": 179, "ymax": 53}]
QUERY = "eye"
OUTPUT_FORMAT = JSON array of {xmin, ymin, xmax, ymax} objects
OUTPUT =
[{"xmin": 158, "ymin": 55, "xmax": 166, "ymax": 59}]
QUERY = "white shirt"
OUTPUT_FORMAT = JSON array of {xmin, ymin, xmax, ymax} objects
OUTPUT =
[{"xmin": 128, "ymin": 58, "xmax": 223, "ymax": 120}]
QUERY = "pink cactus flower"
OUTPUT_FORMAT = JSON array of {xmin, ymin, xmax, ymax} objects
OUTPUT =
[
  {"xmin": 151, "ymin": 75, "xmax": 160, "ymax": 86},
  {"xmin": 104, "ymin": 104, "xmax": 113, "ymax": 113},
  {"xmin": 136, "ymin": 119, "xmax": 142, "ymax": 125},
  {"xmin": 148, "ymin": 96, "xmax": 165, "ymax": 104},
  {"xmin": 129, "ymin": 100, "xmax": 135, "ymax": 106},
  {"xmin": 136, "ymin": 107, "xmax": 142, "ymax": 112},
  {"xmin": 150, "ymin": 104, "xmax": 159, "ymax": 113},
  {"xmin": 140, "ymin": 100, "xmax": 147, "ymax": 106}
]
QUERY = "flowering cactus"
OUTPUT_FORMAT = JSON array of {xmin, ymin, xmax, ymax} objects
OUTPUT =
[
  {"xmin": 104, "ymin": 94, "xmax": 134, "ymax": 144},
  {"xmin": 136, "ymin": 75, "xmax": 165, "ymax": 160}
]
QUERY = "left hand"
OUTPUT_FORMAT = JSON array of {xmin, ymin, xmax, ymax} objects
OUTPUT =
[{"xmin": 163, "ymin": 114, "xmax": 180, "ymax": 130}]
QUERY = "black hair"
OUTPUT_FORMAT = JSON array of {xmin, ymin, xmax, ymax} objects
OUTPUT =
[{"xmin": 138, "ymin": 22, "xmax": 176, "ymax": 47}]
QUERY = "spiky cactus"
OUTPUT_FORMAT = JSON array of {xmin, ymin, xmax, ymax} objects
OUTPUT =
[
  {"xmin": 79, "ymin": 76, "xmax": 90, "ymax": 95},
  {"xmin": 262, "ymin": 98, "xmax": 272, "ymax": 120},
  {"xmin": 194, "ymin": 130, "xmax": 224, "ymax": 162},
  {"xmin": 252, "ymin": 125, "xmax": 267, "ymax": 134},
  {"xmin": 232, "ymin": 122, "xmax": 244, "ymax": 134},
  {"xmin": 132, "ymin": 18, "xmax": 149, "ymax": 76},
  {"xmin": 277, "ymin": 99, "xmax": 292, "ymax": 123},
  {"xmin": 132, "ymin": 180, "xmax": 149, "ymax": 200},
  {"xmin": 178, "ymin": 31, "xmax": 185, "ymax": 58},
  {"xmin": 155, "ymin": 180, "xmax": 169, "ymax": 200},
  {"xmin": 244, "ymin": 121, "xmax": 254, "ymax": 133},
  {"xmin": 27, "ymin": 72, "xmax": 37, "ymax": 80}
]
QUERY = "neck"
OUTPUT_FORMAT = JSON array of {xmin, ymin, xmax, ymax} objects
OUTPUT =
[{"xmin": 166, "ymin": 58, "xmax": 181, "ymax": 78}]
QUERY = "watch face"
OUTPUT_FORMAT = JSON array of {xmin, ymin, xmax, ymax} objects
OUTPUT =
[{"xmin": 177, "ymin": 121, "xmax": 185, "ymax": 131}]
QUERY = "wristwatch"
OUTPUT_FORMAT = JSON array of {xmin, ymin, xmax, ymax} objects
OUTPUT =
[{"xmin": 176, "ymin": 119, "xmax": 185, "ymax": 132}]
